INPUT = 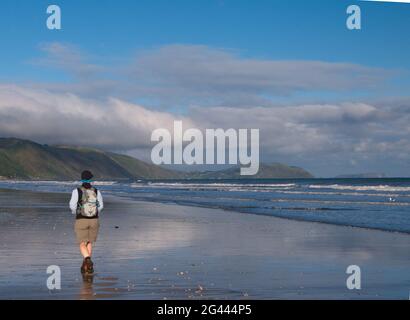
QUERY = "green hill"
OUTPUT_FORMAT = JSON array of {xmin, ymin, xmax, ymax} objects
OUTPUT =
[
  {"xmin": 0, "ymin": 138, "xmax": 314, "ymax": 180},
  {"xmin": 185, "ymin": 163, "xmax": 313, "ymax": 179},
  {"xmin": 0, "ymin": 138, "xmax": 177, "ymax": 180}
]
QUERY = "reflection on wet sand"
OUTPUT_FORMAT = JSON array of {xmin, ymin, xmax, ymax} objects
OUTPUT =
[
  {"xmin": 1, "ymin": 189, "xmax": 410, "ymax": 299},
  {"xmin": 79, "ymin": 275, "xmax": 125, "ymax": 300},
  {"xmin": 79, "ymin": 274, "xmax": 95, "ymax": 300}
]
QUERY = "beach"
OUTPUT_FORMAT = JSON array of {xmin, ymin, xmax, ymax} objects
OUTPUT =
[{"xmin": 0, "ymin": 188, "xmax": 410, "ymax": 300}]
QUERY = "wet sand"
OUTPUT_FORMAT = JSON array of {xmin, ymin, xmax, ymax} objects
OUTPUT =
[{"xmin": 0, "ymin": 188, "xmax": 410, "ymax": 300}]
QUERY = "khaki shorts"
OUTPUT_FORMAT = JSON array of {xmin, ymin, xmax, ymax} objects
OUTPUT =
[{"xmin": 74, "ymin": 219, "xmax": 100, "ymax": 244}]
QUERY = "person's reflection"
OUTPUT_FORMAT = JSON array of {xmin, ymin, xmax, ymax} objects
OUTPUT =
[{"xmin": 79, "ymin": 274, "xmax": 95, "ymax": 300}]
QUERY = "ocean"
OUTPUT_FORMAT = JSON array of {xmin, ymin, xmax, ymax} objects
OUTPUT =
[{"xmin": 1, "ymin": 178, "xmax": 410, "ymax": 233}]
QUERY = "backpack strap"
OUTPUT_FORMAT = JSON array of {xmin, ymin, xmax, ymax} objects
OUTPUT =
[
  {"xmin": 77, "ymin": 188, "xmax": 83, "ymax": 206},
  {"xmin": 93, "ymin": 188, "xmax": 99, "ymax": 212}
]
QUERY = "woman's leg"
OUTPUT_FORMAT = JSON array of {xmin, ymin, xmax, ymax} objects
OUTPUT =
[
  {"xmin": 87, "ymin": 242, "xmax": 93, "ymax": 257},
  {"xmin": 79, "ymin": 242, "xmax": 90, "ymax": 258}
]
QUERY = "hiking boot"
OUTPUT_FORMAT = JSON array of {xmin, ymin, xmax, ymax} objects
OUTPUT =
[
  {"xmin": 85, "ymin": 257, "xmax": 94, "ymax": 274},
  {"xmin": 80, "ymin": 259, "xmax": 88, "ymax": 274}
]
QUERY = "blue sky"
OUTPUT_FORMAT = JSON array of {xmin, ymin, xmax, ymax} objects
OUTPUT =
[
  {"xmin": 0, "ymin": 0, "xmax": 409, "ymax": 106},
  {"xmin": 1, "ymin": 0, "xmax": 410, "ymax": 176},
  {"xmin": 1, "ymin": 0, "xmax": 410, "ymax": 79}
]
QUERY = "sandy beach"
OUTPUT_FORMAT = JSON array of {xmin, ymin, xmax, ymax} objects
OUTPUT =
[{"xmin": 0, "ymin": 188, "xmax": 410, "ymax": 300}]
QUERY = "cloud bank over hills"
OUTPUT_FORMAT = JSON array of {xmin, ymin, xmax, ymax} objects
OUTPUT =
[{"xmin": 1, "ymin": 43, "xmax": 409, "ymax": 176}]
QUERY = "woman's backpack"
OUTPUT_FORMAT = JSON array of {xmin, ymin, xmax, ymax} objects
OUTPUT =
[{"xmin": 76, "ymin": 187, "xmax": 99, "ymax": 218}]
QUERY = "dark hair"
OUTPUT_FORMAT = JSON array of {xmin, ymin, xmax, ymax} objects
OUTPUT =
[{"xmin": 81, "ymin": 170, "xmax": 93, "ymax": 181}]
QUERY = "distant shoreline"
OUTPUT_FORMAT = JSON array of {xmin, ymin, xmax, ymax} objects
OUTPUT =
[
  {"xmin": 2, "ymin": 176, "xmax": 410, "ymax": 235},
  {"xmin": 2, "ymin": 177, "xmax": 410, "ymax": 182}
]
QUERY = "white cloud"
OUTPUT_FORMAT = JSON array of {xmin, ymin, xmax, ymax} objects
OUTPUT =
[
  {"xmin": 126, "ymin": 45, "xmax": 389, "ymax": 105},
  {"xmin": 0, "ymin": 84, "xmax": 193, "ymax": 150},
  {"xmin": 2, "ymin": 84, "xmax": 410, "ymax": 175},
  {"xmin": 2, "ymin": 84, "xmax": 409, "ymax": 161},
  {"xmin": 29, "ymin": 43, "xmax": 392, "ymax": 108},
  {"xmin": 34, "ymin": 42, "xmax": 104, "ymax": 79},
  {"xmin": 2, "ymin": 42, "xmax": 408, "ymax": 175}
]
